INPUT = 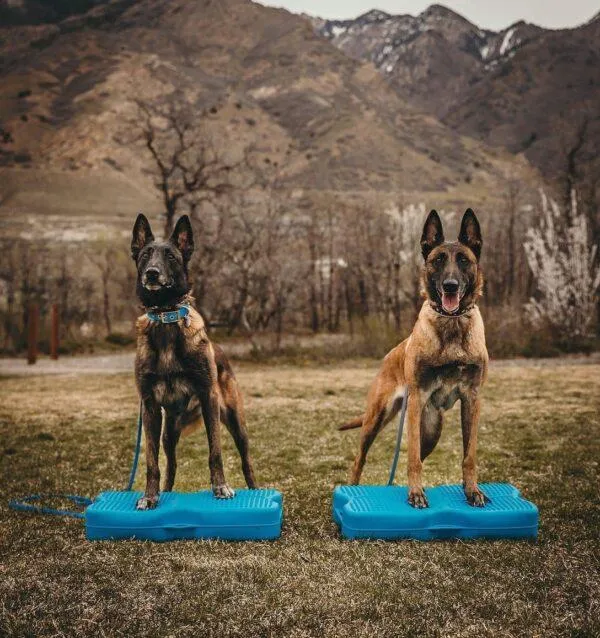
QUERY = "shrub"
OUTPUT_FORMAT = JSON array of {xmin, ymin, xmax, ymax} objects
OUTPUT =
[{"xmin": 524, "ymin": 190, "xmax": 600, "ymax": 348}]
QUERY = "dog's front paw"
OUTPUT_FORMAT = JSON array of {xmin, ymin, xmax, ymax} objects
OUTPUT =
[
  {"xmin": 408, "ymin": 486, "xmax": 428, "ymax": 509},
  {"xmin": 212, "ymin": 484, "xmax": 235, "ymax": 499},
  {"xmin": 136, "ymin": 494, "xmax": 159, "ymax": 510},
  {"xmin": 465, "ymin": 485, "xmax": 489, "ymax": 507}
]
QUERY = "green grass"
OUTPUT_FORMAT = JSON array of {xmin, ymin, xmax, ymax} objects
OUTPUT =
[{"xmin": 1, "ymin": 362, "xmax": 599, "ymax": 637}]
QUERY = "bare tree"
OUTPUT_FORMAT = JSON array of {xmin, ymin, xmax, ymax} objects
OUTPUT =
[
  {"xmin": 87, "ymin": 243, "xmax": 120, "ymax": 335},
  {"xmin": 134, "ymin": 97, "xmax": 260, "ymax": 237},
  {"xmin": 0, "ymin": 242, "xmax": 18, "ymax": 352}
]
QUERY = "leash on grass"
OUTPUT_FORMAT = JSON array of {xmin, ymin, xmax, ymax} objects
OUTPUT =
[
  {"xmin": 8, "ymin": 401, "xmax": 143, "ymax": 519},
  {"xmin": 387, "ymin": 386, "xmax": 409, "ymax": 486},
  {"xmin": 126, "ymin": 400, "xmax": 143, "ymax": 492}
]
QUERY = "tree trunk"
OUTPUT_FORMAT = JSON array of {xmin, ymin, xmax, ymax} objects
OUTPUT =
[{"xmin": 102, "ymin": 274, "xmax": 112, "ymax": 335}]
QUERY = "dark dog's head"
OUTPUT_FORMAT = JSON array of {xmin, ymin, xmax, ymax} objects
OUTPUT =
[
  {"xmin": 420, "ymin": 209, "xmax": 483, "ymax": 315},
  {"xmin": 131, "ymin": 214, "xmax": 194, "ymax": 308}
]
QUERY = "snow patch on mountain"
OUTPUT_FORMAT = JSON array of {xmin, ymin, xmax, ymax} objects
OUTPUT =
[
  {"xmin": 500, "ymin": 27, "xmax": 516, "ymax": 55},
  {"xmin": 309, "ymin": 6, "xmax": 546, "ymax": 86}
]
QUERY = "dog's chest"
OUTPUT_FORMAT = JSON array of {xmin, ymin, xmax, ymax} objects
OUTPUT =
[
  {"xmin": 141, "ymin": 327, "xmax": 196, "ymax": 407},
  {"xmin": 155, "ymin": 341, "xmax": 184, "ymax": 375},
  {"xmin": 425, "ymin": 363, "xmax": 480, "ymax": 410},
  {"xmin": 154, "ymin": 347, "xmax": 194, "ymax": 407},
  {"xmin": 421, "ymin": 315, "xmax": 485, "ymax": 371}
]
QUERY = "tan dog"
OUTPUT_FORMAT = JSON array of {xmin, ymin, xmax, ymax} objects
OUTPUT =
[{"xmin": 340, "ymin": 209, "xmax": 489, "ymax": 508}]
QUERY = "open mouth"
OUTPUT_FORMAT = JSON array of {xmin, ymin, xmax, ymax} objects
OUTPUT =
[{"xmin": 441, "ymin": 291, "xmax": 461, "ymax": 314}]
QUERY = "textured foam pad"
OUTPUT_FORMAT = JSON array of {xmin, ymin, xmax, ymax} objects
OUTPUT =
[
  {"xmin": 333, "ymin": 483, "xmax": 538, "ymax": 540},
  {"xmin": 86, "ymin": 489, "xmax": 283, "ymax": 541}
]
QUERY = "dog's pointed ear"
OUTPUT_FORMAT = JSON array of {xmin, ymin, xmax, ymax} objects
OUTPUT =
[
  {"xmin": 421, "ymin": 210, "xmax": 444, "ymax": 260},
  {"xmin": 170, "ymin": 215, "xmax": 194, "ymax": 261},
  {"xmin": 458, "ymin": 208, "xmax": 482, "ymax": 261},
  {"xmin": 131, "ymin": 213, "xmax": 154, "ymax": 261}
]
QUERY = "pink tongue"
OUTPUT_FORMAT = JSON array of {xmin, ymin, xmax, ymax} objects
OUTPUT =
[{"xmin": 442, "ymin": 292, "xmax": 460, "ymax": 313}]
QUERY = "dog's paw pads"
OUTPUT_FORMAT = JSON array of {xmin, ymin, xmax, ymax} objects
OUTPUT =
[
  {"xmin": 408, "ymin": 487, "xmax": 428, "ymax": 509},
  {"xmin": 465, "ymin": 488, "xmax": 488, "ymax": 507},
  {"xmin": 212, "ymin": 484, "xmax": 235, "ymax": 499},
  {"xmin": 136, "ymin": 495, "xmax": 158, "ymax": 510}
]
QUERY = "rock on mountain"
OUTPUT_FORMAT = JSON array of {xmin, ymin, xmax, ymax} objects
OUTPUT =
[
  {"xmin": 312, "ymin": 4, "xmax": 599, "ymax": 179},
  {"xmin": 312, "ymin": 5, "xmax": 544, "ymax": 118},
  {"xmin": 444, "ymin": 16, "xmax": 600, "ymax": 180}
]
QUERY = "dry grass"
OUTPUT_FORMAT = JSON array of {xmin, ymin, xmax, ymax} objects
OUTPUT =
[{"xmin": 1, "ymin": 361, "xmax": 599, "ymax": 637}]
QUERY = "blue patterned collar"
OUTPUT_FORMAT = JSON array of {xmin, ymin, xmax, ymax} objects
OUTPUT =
[{"xmin": 146, "ymin": 306, "xmax": 190, "ymax": 324}]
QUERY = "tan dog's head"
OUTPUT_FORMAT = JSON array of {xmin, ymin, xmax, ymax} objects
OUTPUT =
[{"xmin": 420, "ymin": 209, "xmax": 483, "ymax": 315}]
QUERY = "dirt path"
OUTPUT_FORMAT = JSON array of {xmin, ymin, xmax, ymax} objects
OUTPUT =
[
  {"xmin": 1, "ymin": 350, "xmax": 599, "ymax": 376},
  {"xmin": 0, "ymin": 352, "xmax": 135, "ymax": 376}
]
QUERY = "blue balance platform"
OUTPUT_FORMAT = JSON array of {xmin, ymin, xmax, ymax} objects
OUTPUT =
[
  {"xmin": 333, "ymin": 483, "xmax": 538, "ymax": 541},
  {"xmin": 86, "ymin": 489, "xmax": 283, "ymax": 541}
]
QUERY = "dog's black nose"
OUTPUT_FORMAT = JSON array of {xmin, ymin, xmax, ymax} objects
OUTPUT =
[
  {"xmin": 442, "ymin": 279, "xmax": 459, "ymax": 294},
  {"xmin": 145, "ymin": 267, "xmax": 160, "ymax": 283}
]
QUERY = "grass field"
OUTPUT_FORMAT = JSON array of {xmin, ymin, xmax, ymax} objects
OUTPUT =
[{"xmin": 1, "ymin": 360, "xmax": 599, "ymax": 637}]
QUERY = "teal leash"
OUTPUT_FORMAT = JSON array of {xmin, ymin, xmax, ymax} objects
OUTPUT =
[
  {"xmin": 7, "ymin": 494, "xmax": 92, "ymax": 519},
  {"xmin": 126, "ymin": 400, "xmax": 143, "ymax": 491},
  {"xmin": 8, "ymin": 400, "xmax": 143, "ymax": 519},
  {"xmin": 388, "ymin": 386, "xmax": 408, "ymax": 486}
]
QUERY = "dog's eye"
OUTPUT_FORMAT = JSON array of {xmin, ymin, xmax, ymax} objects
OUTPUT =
[
  {"xmin": 167, "ymin": 253, "xmax": 177, "ymax": 262},
  {"xmin": 433, "ymin": 254, "xmax": 445, "ymax": 265},
  {"xmin": 457, "ymin": 253, "xmax": 469, "ymax": 265}
]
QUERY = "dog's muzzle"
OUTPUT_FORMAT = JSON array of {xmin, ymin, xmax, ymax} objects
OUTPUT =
[
  {"xmin": 440, "ymin": 279, "xmax": 461, "ymax": 314},
  {"xmin": 143, "ymin": 268, "xmax": 172, "ymax": 291}
]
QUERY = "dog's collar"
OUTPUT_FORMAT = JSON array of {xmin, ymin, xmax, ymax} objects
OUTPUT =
[
  {"xmin": 429, "ymin": 301, "xmax": 474, "ymax": 318},
  {"xmin": 146, "ymin": 305, "xmax": 190, "ymax": 325}
]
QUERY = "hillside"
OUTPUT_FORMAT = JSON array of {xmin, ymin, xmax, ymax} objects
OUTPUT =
[
  {"xmin": 443, "ymin": 17, "xmax": 600, "ymax": 179},
  {"xmin": 313, "ymin": 4, "xmax": 600, "ymax": 179},
  {"xmin": 0, "ymin": 0, "xmax": 532, "ymax": 237}
]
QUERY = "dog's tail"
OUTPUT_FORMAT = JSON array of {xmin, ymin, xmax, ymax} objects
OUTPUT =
[{"xmin": 338, "ymin": 415, "xmax": 363, "ymax": 431}]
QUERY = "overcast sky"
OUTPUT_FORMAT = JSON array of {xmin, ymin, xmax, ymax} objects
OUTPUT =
[{"xmin": 259, "ymin": 0, "xmax": 599, "ymax": 29}]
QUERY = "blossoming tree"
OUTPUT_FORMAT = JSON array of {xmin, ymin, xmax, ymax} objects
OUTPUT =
[{"xmin": 524, "ymin": 190, "xmax": 600, "ymax": 342}]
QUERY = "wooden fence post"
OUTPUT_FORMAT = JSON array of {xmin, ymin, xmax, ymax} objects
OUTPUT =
[
  {"xmin": 27, "ymin": 303, "xmax": 39, "ymax": 365},
  {"xmin": 50, "ymin": 303, "xmax": 59, "ymax": 360}
]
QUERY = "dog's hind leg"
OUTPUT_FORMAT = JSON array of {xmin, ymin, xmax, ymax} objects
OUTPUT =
[
  {"xmin": 199, "ymin": 387, "xmax": 234, "ymax": 499},
  {"xmin": 420, "ymin": 402, "xmax": 443, "ymax": 461},
  {"xmin": 221, "ymin": 401, "xmax": 257, "ymax": 489},
  {"xmin": 178, "ymin": 399, "xmax": 203, "ymax": 437},
  {"xmin": 350, "ymin": 389, "xmax": 403, "ymax": 485},
  {"xmin": 162, "ymin": 410, "xmax": 181, "ymax": 492},
  {"xmin": 350, "ymin": 408, "xmax": 385, "ymax": 485},
  {"xmin": 217, "ymin": 358, "xmax": 257, "ymax": 489}
]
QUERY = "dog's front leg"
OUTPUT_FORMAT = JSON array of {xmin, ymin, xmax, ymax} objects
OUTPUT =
[
  {"xmin": 200, "ymin": 387, "xmax": 235, "ymax": 499},
  {"xmin": 136, "ymin": 397, "xmax": 162, "ymax": 510},
  {"xmin": 460, "ymin": 389, "xmax": 487, "ymax": 507},
  {"xmin": 162, "ymin": 410, "xmax": 180, "ymax": 492},
  {"xmin": 406, "ymin": 388, "xmax": 428, "ymax": 508}
]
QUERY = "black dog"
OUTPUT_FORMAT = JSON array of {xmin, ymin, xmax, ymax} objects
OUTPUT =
[{"xmin": 131, "ymin": 213, "xmax": 257, "ymax": 510}]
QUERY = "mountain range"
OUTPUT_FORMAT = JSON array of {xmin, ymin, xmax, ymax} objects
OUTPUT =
[
  {"xmin": 312, "ymin": 4, "xmax": 600, "ymax": 180},
  {"xmin": 0, "ymin": 0, "xmax": 596, "ymax": 237}
]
